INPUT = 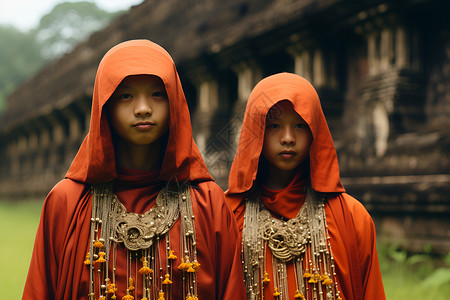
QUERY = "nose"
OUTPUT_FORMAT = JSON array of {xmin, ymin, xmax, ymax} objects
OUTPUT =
[
  {"xmin": 280, "ymin": 127, "xmax": 295, "ymax": 145},
  {"xmin": 134, "ymin": 94, "xmax": 152, "ymax": 116}
]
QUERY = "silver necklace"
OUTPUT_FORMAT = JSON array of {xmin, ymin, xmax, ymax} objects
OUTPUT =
[{"xmin": 242, "ymin": 186, "xmax": 342, "ymax": 300}]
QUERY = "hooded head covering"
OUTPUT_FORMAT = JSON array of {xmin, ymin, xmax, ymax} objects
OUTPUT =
[
  {"xmin": 227, "ymin": 72, "xmax": 344, "ymax": 195},
  {"xmin": 66, "ymin": 40, "xmax": 212, "ymax": 183}
]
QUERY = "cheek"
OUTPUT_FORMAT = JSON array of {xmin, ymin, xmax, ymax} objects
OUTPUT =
[
  {"xmin": 262, "ymin": 133, "xmax": 277, "ymax": 158},
  {"xmin": 156, "ymin": 101, "xmax": 170, "ymax": 130}
]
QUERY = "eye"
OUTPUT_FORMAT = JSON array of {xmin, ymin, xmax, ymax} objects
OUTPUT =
[
  {"xmin": 117, "ymin": 93, "xmax": 133, "ymax": 100},
  {"xmin": 266, "ymin": 123, "xmax": 280, "ymax": 129},
  {"xmin": 152, "ymin": 90, "xmax": 167, "ymax": 98},
  {"xmin": 295, "ymin": 123, "xmax": 308, "ymax": 129}
]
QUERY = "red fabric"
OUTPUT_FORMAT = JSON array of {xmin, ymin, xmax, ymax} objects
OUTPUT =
[
  {"xmin": 259, "ymin": 171, "xmax": 306, "ymax": 220},
  {"xmin": 225, "ymin": 73, "xmax": 385, "ymax": 299},
  {"xmin": 23, "ymin": 40, "xmax": 246, "ymax": 300}
]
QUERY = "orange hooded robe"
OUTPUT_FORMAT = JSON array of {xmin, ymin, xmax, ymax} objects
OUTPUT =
[
  {"xmin": 23, "ymin": 40, "xmax": 246, "ymax": 300},
  {"xmin": 226, "ymin": 73, "xmax": 385, "ymax": 300}
]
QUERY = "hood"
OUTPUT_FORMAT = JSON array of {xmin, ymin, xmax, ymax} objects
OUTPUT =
[
  {"xmin": 66, "ymin": 39, "xmax": 212, "ymax": 183},
  {"xmin": 227, "ymin": 72, "xmax": 344, "ymax": 194}
]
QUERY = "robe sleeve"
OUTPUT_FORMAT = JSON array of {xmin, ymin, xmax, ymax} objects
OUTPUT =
[
  {"xmin": 344, "ymin": 194, "xmax": 386, "ymax": 300},
  {"xmin": 22, "ymin": 180, "xmax": 70, "ymax": 299},
  {"xmin": 22, "ymin": 179, "xmax": 90, "ymax": 300},
  {"xmin": 192, "ymin": 181, "xmax": 247, "ymax": 300}
]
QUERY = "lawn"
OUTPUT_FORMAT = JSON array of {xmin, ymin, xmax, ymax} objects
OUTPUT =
[
  {"xmin": 1, "ymin": 197, "xmax": 449, "ymax": 299},
  {"xmin": 0, "ymin": 197, "xmax": 43, "ymax": 299}
]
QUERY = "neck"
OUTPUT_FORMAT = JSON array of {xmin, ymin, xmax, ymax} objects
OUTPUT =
[
  {"xmin": 261, "ymin": 163, "xmax": 307, "ymax": 190},
  {"xmin": 115, "ymin": 138, "xmax": 164, "ymax": 171}
]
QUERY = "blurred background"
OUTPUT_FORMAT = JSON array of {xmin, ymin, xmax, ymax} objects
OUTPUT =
[{"xmin": 0, "ymin": 0, "xmax": 449, "ymax": 298}]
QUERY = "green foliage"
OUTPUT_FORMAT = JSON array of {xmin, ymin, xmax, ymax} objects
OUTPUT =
[
  {"xmin": 34, "ymin": 1, "xmax": 117, "ymax": 59},
  {"xmin": 0, "ymin": 26, "xmax": 45, "ymax": 113},
  {"xmin": 378, "ymin": 242, "xmax": 450, "ymax": 300},
  {"xmin": 0, "ymin": 1, "xmax": 122, "ymax": 114}
]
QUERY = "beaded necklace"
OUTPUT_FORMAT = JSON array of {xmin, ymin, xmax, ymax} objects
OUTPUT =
[
  {"xmin": 242, "ymin": 186, "xmax": 342, "ymax": 300},
  {"xmin": 84, "ymin": 182, "xmax": 199, "ymax": 300}
]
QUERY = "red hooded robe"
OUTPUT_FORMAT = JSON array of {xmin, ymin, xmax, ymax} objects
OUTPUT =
[
  {"xmin": 23, "ymin": 40, "xmax": 246, "ymax": 300},
  {"xmin": 226, "ymin": 73, "xmax": 385, "ymax": 300}
]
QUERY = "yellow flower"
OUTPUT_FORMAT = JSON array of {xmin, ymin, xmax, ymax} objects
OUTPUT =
[
  {"xmin": 294, "ymin": 290, "xmax": 305, "ymax": 299},
  {"xmin": 162, "ymin": 274, "xmax": 172, "ymax": 285},
  {"xmin": 262, "ymin": 272, "xmax": 270, "ymax": 284},
  {"xmin": 168, "ymin": 250, "xmax": 177, "ymax": 260},
  {"xmin": 157, "ymin": 291, "xmax": 165, "ymax": 300},
  {"xmin": 308, "ymin": 278, "xmax": 318, "ymax": 284},
  {"xmin": 93, "ymin": 240, "xmax": 104, "ymax": 248},
  {"xmin": 95, "ymin": 252, "xmax": 106, "ymax": 263},
  {"xmin": 138, "ymin": 260, "xmax": 153, "ymax": 275}
]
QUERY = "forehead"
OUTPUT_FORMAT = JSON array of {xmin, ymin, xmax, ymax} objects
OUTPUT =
[
  {"xmin": 266, "ymin": 100, "xmax": 302, "ymax": 120},
  {"xmin": 118, "ymin": 74, "xmax": 165, "ymax": 87}
]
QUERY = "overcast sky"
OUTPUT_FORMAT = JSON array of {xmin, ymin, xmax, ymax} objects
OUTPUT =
[{"xmin": 0, "ymin": 0, "xmax": 144, "ymax": 31}]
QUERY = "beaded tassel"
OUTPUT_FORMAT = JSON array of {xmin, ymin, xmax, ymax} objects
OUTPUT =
[
  {"xmin": 242, "ymin": 186, "xmax": 342, "ymax": 300},
  {"xmin": 86, "ymin": 183, "xmax": 198, "ymax": 300}
]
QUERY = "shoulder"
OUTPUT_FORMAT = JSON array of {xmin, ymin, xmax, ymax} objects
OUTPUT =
[
  {"xmin": 43, "ymin": 179, "xmax": 90, "ymax": 216},
  {"xmin": 189, "ymin": 180, "xmax": 226, "ymax": 203},
  {"xmin": 337, "ymin": 193, "xmax": 373, "ymax": 222},
  {"xmin": 191, "ymin": 180, "xmax": 224, "ymax": 193},
  {"xmin": 326, "ymin": 192, "xmax": 376, "ymax": 232},
  {"xmin": 189, "ymin": 181, "xmax": 234, "ymax": 218}
]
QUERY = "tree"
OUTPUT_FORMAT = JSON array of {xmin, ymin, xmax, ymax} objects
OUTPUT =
[
  {"xmin": 0, "ymin": 26, "xmax": 44, "ymax": 112},
  {"xmin": 34, "ymin": 1, "xmax": 121, "ymax": 59},
  {"xmin": 0, "ymin": 1, "xmax": 122, "ymax": 114}
]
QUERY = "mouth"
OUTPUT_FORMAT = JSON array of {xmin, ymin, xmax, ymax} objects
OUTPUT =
[
  {"xmin": 133, "ymin": 121, "xmax": 156, "ymax": 129},
  {"xmin": 279, "ymin": 150, "xmax": 296, "ymax": 158}
]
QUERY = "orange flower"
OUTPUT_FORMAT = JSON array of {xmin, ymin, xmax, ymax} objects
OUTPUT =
[
  {"xmin": 138, "ymin": 260, "xmax": 153, "ymax": 275},
  {"xmin": 262, "ymin": 272, "xmax": 270, "ymax": 284},
  {"xmin": 177, "ymin": 258, "xmax": 186, "ymax": 270},
  {"xmin": 192, "ymin": 260, "xmax": 201, "ymax": 271},
  {"xmin": 308, "ymin": 278, "xmax": 318, "ymax": 284},
  {"xmin": 162, "ymin": 274, "xmax": 172, "ymax": 285},
  {"xmin": 83, "ymin": 252, "xmax": 90, "ymax": 265},
  {"xmin": 93, "ymin": 240, "xmax": 104, "ymax": 248},
  {"xmin": 128, "ymin": 278, "xmax": 135, "ymax": 291},
  {"xmin": 96, "ymin": 252, "xmax": 106, "ymax": 263},
  {"xmin": 157, "ymin": 291, "xmax": 165, "ymax": 300},
  {"xmin": 168, "ymin": 250, "xmax": 177, "ymax": 260},
  {"xmin": 294, "ymin": 290, "xmax": 305, "ymax": 299}
]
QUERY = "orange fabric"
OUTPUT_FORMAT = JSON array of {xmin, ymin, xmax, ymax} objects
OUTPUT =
[
  {"xmin": 225, "ymin": 73, "xmax": 385, "ymax": 299},
  {"xmin": 66, "ymin": 39, "xmax": 212, "ymax": 183},
  {"xmin": 23, "ymin": 40, "xmax": 245, "ymax": 300},
  {"xmin": 227, "ymin": 72, "xmax": 344, "ymax": 195}
]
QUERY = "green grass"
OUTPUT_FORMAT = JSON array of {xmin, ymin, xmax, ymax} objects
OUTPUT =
[
  {"xmin": 378, "ymin": 243, "xmax": 450, "ymax": 299},
  {"xmin": 0, "ymin": 197, "xmax": 43, "ymax": 299},
  {"xmin": 1, "ymin": 197, "xmax": 449, "ymax": 299}
]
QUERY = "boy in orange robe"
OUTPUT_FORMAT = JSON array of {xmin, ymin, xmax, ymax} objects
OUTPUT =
[
  {"xmin": 226, "ymin": 73, "xmax": 385, "ymax": 300},
  {"xmin": 23, "ymin": 40, "xmax": 246, "ymax": 300}
]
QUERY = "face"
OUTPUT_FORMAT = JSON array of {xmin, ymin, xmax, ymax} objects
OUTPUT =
[
  {"xmin": 262, "ymin": 100, "xmax": 313, "ymax": 174},
  {"xmin": 107, "ymin": 75, "xmax": 170, "ymax": 147}
]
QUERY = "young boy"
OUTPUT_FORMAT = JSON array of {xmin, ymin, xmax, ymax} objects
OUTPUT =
[
  {"xmin": 23, "ymin": 40, "xmax": 246, "ymax": 300},
  {"xmin": 225, "ymin": 73, "xmax": 385, "ymax": 300}
]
